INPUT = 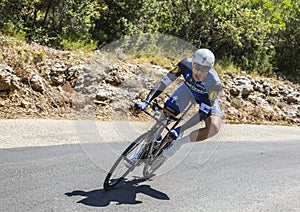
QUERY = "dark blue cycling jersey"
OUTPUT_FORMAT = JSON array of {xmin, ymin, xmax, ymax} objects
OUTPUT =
[
  {"xmin": 147, "ymin": 58, "xmax": 222, "ymax": 108},
  {"xmin": 144, "ymin": 57, "xmax": 222, "ymax": 129},
  {"xmin": 170, "ymin": 58, "xmax": 222, "ymax": 106}
]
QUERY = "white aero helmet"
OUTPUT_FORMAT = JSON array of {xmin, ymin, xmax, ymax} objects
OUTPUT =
[{"xmin": 192, "ymin": 48, "xmax": 215, "ymax": 69}]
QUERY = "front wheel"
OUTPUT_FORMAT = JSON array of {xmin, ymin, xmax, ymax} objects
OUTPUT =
[{"xmin": 103, "ymin": 132, "xmax": 151, "ymax": 191}]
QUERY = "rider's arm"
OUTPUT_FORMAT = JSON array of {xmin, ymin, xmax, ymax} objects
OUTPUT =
[
  {"xmin": 144, "ymin": 65, "xmax": 183, "ymax": 103},
  {"xmin": 207, "ymin": 82, "xmax": 222, "ymax": 106}
]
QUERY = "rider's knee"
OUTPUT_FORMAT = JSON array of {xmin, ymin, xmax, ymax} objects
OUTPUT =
[{"xmin": 163, "ymin": 97, "xmax": 181, "ymax": 117}]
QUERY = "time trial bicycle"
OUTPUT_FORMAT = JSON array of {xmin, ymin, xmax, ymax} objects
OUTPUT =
[{"xmin": 103, "ymin": 100, "xmax": 195, "ymax": 191}]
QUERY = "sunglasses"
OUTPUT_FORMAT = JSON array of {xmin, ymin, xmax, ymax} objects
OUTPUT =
[{"xmin": 193, "ymin": 63, "xmax": 210, "ymax": 72}]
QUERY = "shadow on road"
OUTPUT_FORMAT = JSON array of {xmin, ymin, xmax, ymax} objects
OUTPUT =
[{"xmin": 65, "ymin": 178, "xmax": 170, "ymax": 207}]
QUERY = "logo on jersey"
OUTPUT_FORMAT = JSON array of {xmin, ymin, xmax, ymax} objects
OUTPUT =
[
  {"xmin": 171, "ymin": 96, "xmax": 178, "ymax": 104},
  {"xmin": 171, "ymin": 67, "xmax": 179, "ymax": 74},
  {"xmin": 200, "ymin": 102, "xmax": 211, "ymax": 114},
  {"xmin": 209, "ymin": 91, "xmax": 217, "ymax": 100}
]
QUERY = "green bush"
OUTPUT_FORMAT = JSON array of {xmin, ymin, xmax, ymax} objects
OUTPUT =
[{"xmin": 0, "ymin": 0, "xmax": 299, "ymax": 82}]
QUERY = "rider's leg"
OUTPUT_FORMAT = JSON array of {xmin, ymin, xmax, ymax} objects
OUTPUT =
[
  {"xmin": 163, "ymin": 115, "xmax": 222, "ymax": 158},
  {"xmin": 190, "ymin": 115, "xmax": 222, "ymax": 141},
  {"xmin": 163, "ymin": 83, "xmax": 192, "ymax": 117},
  {"xmin": 158, "ymin": 83, "xmax": 192, "ymax": 138},
  {"xmin": 190, "ymin": 101, "xmax": 223, "ymax": 141},
  {"xmin": 180, "ymin": 100, "xmax": 223, "ymax": 141}
]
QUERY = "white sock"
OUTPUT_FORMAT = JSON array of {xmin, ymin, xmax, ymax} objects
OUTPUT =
[{"xmin": 162, "ymin": 134, "xmax": 192, "ymax": 158}]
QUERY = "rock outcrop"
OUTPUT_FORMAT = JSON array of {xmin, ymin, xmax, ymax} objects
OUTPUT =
[
  {"xmin": 221, "ymin": 72, "xmax": 299, "ymax": 125},
  {"xmin": 0, "ymin": 35, "xmax": 299, "ymax": 125}
]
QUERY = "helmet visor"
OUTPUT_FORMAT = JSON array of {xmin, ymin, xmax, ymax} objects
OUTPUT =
[{"xmin": 193, "ymin": 63, "xmax": 210, "ymax": 73}]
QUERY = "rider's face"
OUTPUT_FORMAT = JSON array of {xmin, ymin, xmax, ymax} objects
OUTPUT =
[{"xmin": 192, "ymin": 63, "xmax": 209, "ymax": 82}]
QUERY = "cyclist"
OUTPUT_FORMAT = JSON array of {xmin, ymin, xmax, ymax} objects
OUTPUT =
[{"xmin": 125, "ymin": 48, "xmax": 222, "ymax": 167}]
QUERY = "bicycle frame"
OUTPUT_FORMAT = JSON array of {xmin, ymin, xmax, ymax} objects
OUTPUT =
[{"xmin": 140, "ymin": 100, "xmax": 196, "ymax": 163}]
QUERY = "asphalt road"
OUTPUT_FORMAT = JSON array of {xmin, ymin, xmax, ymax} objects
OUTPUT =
[{"xmin": 0, "ymin": 120, "xmax": 300, "ymax": 211}]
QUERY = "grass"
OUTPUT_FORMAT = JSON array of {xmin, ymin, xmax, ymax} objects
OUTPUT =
[{"xmin": 60, "ymin": 39, "xmax": 98, "ymax": 52}]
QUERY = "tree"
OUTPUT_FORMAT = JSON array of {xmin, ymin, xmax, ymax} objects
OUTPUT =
[{"xmin": 0, "ymin": 0, "xmax": 299, "ymax": 80}]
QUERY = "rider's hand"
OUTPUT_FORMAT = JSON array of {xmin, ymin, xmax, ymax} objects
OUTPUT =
[
  {"xmin": 169, "ymin": 127, "xmax": 181, "ymax": 141},
  {"xmin": 133, "ymin": 101, "xmax": 149, "ymax": 114}
]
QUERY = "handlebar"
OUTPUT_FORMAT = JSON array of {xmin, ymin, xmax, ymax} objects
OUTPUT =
[{"xmin": 139, "ymin": 100, "xmax": 181, "ymax": 133}]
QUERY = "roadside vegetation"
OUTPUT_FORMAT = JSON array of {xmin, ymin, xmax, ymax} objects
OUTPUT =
[{"xmin": 0, "ymin": 0, "xmax": 299, "ymax": 82}]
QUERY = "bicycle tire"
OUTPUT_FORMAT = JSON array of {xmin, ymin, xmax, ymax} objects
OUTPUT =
[{"xmin": 103, "ymin": 132, "xmax": 151, "ymax": 191}]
